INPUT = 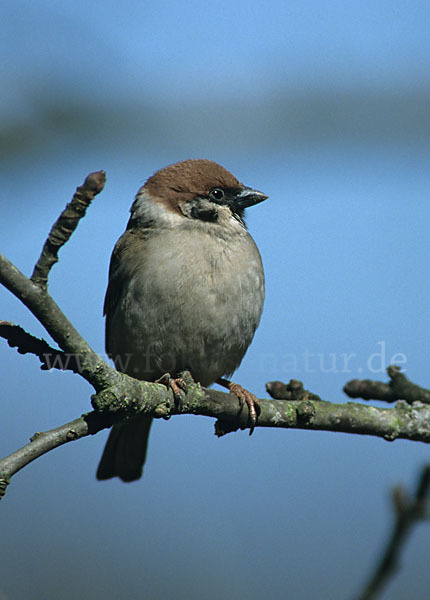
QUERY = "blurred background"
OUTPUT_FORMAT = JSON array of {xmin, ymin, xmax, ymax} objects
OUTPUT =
[{"xmin": 1, "ymin": 1, "xmax": 429, "ymax": 598}]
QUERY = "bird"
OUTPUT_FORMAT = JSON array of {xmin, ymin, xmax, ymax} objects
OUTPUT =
[{"xmin": 96, "ymin": 159, "xmax": 267, "ymax": 482}]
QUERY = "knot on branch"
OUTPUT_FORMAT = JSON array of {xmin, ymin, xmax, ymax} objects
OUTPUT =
[
  {"xmin": 265, "ymin": 379, "xmax": 321, "ymax": 403},
  {"xmin": 91, "ymin": 385, "xmax": 155, "ymax": 419},
  {"xmin": 90, "ymin": 375, "xmax": 181, "ymax": 424},
  {"xmin": 296, "ymin": 400, "xmax": 316, "ymax": 424}
]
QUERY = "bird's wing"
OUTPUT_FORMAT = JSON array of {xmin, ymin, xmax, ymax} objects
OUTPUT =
[{"xmin": 103, "ymin": 228, "xmax": 150, "ymax": 355}]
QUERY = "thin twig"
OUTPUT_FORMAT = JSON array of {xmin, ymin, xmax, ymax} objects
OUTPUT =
[
  {"xmin": 0, "ymin": 412, "xmax": 111, "ymax": 498},
  {"xmin": 31, "ymin": 170, "xmax": 106, "ymax": 288},
  {"xmin": 0, "ymin": 321, "xmax": 78, "ymax": 371},
  {"xmin": 355, "ymin": 464, "xmax": 430, "ymax": 600},
  {"xmin": 344, "ymin": 366, "xmax": 430, "ymax": 405}
]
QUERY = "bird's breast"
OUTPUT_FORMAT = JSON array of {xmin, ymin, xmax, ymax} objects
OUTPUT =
[{"xmin": 109, "ymin": 224, "xmax": 264, "ymax": 385}]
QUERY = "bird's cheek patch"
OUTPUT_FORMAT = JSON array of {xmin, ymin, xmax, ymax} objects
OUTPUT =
[{"xmin": 185, "ymin": 199, "xmax": 219, "ymax": 222}]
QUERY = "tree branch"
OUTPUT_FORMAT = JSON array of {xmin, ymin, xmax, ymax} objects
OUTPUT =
[
  {"xmin": 263, "ymin": 379, "xmax": 430, "ymax": 442},
  {"xmin": 2, "ymin": 375, "xmax": 429, "ymax": 499},
  {"xmin": 355, "ymin": 464, "xmax": 430, "ymax": 600},
  {"xmin": 0, "ymin": 253, "xmax": 118, "ymax": 392}
]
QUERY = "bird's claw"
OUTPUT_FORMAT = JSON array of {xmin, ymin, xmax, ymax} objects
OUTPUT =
[
  {"xmin": 156, "ymin": 373, "xmax": 187, "ymax": 409},
  {"xmin": 227, "ymin": 382, "xmax": 260, "ymax": 435}
]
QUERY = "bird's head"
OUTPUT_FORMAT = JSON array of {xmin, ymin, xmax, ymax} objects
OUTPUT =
[{"xmin": 129, "ymin": 159, "xmax": 268, "ymax": 229}]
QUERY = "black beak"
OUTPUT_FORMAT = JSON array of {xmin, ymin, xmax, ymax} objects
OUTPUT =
[{"xmin": 235, "ymin": 186, "xmax": 268, "ymax": 210}]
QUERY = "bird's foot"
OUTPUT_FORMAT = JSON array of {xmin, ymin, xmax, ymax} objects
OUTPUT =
[
  {"xmin": 217, "ymin": 378, "xmax": 260, "ymax": 435},
  {"xmin": 156, "ymin": 373, "xmax": 187, "ymax": 409}
]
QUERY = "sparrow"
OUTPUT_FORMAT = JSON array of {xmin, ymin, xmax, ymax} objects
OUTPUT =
[{"xmin": 96, "ymin": 159, "xmax": 267, "ymax": 482}]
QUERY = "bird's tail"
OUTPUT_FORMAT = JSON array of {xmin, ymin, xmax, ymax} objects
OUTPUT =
[{"xmin": 96, "ymin": 416, "xmax": 153, "ymax": 482}]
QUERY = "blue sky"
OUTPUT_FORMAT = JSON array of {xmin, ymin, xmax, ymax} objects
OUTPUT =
[{"xmin": 1, "ymin": 2, "xmax": 430, "ymax": 599}]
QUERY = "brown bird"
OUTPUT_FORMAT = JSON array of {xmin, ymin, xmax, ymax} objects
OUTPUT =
[{"xmin": 96, "ymin": 159, "xmax": 267, "ymax": 482}]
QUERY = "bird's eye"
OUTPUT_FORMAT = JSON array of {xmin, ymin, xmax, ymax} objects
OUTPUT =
[{"xmin": 210, "ymin": 188, "xmax": 225, "ymax": 201}]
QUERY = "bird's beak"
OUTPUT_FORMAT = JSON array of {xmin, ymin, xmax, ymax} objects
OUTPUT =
[{"xmin": 235, "ymin": 186, "xmax": 268, "ymax": 210}]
